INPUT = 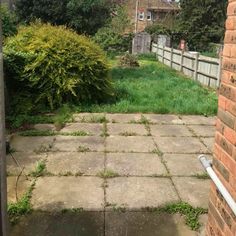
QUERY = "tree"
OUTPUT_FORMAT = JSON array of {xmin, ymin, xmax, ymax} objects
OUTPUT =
[
  {"xmin": 178, "ymin": 0, "xmax": 227, "ymax": 51},
  {"xmin": 15, "ymin": 0, "xmax": 116, "ymax": 35},
  {"xmin": 66, "ymin": 0, "xmax": 111, "ymax": 35}
]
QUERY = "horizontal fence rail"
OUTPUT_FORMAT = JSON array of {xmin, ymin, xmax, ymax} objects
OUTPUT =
[{"xmin": 152, "ymin": 43, "xmax": 222, "ymax": 88}]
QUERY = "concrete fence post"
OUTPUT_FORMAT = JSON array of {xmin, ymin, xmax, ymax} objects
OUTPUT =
[
  {"xmin": 180, "ymin": 50, "xmax": 184, "ymax": 72},
  {"xmin": 194, "ymin": 52, "xmax": 199, "ymax": 81},
  {"xmin": 170, "ymin": 48, "xmax": 173, "ymax": 68}
]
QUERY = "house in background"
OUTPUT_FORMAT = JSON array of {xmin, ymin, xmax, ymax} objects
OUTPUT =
[{"xmin": 125, "ymin": 0, "xmax": 180, "ymax": 33}]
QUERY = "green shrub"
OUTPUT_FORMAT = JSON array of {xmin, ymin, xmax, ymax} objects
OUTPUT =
[
  {"xmin": 0, "ymin": 5, "xmax": 17, "ymax": 38},
  {"xmin": 4, "ymin": 23, "xmax": 114, "ymax": 111}
]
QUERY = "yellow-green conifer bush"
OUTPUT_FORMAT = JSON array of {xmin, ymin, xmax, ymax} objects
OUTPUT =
[{"xmin": 4, "ymin": 23, "xmax": 113, "ymax": 110}]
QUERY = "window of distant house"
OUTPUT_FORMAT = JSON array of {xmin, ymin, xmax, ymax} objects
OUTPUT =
[
  {"xmin": 147, "ymin": 11, "xmax": 152, "ymax": 21},
  {"xmin": 138, "ymin": 12, "xmax": 145, "ymax": 21}
]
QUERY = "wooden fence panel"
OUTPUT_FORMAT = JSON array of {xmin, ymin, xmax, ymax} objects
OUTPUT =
[{"xmin": 151, "ymin": 43, "xmax": 221, "ymax": 88}]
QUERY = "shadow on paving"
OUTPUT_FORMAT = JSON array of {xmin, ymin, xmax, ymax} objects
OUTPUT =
[{"xmin": 10, "ymin": 211, "xmax": 197, "ymax": 236}]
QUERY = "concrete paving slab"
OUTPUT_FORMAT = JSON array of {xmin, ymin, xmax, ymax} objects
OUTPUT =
[
  {"xmin": 60, "ymin": 123, "xmax": 103, "ymax": 136},
  {"xmin": 10, "ymin": 136, "xmax": 55, "ymax": 153},
  {"xmin": 73, "ymin": 113, "xmax": 106, "ymax": 123},
  {"xmin": 181, "ymin": 116, "xmax": 216, "ymax": 125},
  {"xmin": 106, "ymin": 136, "xmax": 156, "ymax": 153},
  {"xmin": 163, "ymin": 154, "xmax": 209, "ymax": 176},
  {"xmin": 107, "ymin": 124, "xmax": 147, "ymax": 136},
  {"xmin": 34, "ymin": 124, "xmax": 56, "ymax": 131},
  {"xmin": 106, "ymin": 153, "xmax": 167, "ymax": 176},
  {"xmin": 53, "ymin": 136, "xmax": 105, "ymax": 152},
  {"xmin": 10, "ymin": 211, "xmax": 104, "ymax": 236},
  {"xmin": 106, "ymin": 177, "xmax": 179, "ymax": 210},
  {"xmin": 154, "ymin": 137, "xmax": 209, "ymax": 154},
  {"xmin": 7, "ymin": 152, "xmax": 47, "ymax": 175},
  {"xmin": 105, "ymin": 212, "xmax": 197, "ymax": 236},
  {"xmin": 188, "ymin": 125, "xmax": 216, "ymax": 137},
  {"xmin": 198, "ymin": 214, "xmax": 208, "ymax": 236},
  {"xmin": 150, "ymin": 125, "xmax": 192, "ymax": 137},
  {"xmin": 47, "ymin": 152, "xmax": 104, "ymax": 176},
  {"xmin": 106, "ymin": 113, "xmax": 142, "ymax": 123},
  {"xmin": 201, "ymin": 138, "xmax": 214, "ymax": 153},
  {"xmin": 32, "ymin": 177, "xmax": 104, "ymax": 211},
  {"xmin": 7, "ymin": 176, "xmax": 32, "ymax": 203},
  {"xmin": 142, "ymin": 114, "xmax": 183, "ymax": 124},
  {"xmin": 172, "ymin": 177, "xmax": 211, "ymax": 208}
]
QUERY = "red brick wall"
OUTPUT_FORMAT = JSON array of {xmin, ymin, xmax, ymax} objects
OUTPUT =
[{"xmin": 207, "ymin": 0, "xmax": 236, "ymax": 235}]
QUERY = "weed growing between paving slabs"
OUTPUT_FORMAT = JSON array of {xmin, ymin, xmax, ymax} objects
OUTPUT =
[
  {"xmin": 97, "ymin": 169, "xmax": 119, "ymax": 178},
  {"xmin": 18, "ymin": 130, "xmax": 90, "ymax": 137},
  {"xmin": 145, "ymin": 202, "xmax": 208, "ymax": 231}
]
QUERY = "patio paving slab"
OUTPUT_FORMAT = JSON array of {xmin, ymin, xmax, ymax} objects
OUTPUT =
[
  {"xmin": 142, "ymin": 114, "xmax": 183, "ymax": 124},
  {"xmin": 10, "ymin": 211, "xmax": 104, "ymax": 236},
  {"xmin": 10, "ymin": 136, "xmax": 55, "ymax": 153},
  {"xmin": 106, "ymin": 113, "xmax": 142, "ymax": 123},
  {"xmin": 7, "ymin": 176, "xmax": 32, "ymax": 203},
  {"xmin": 7, "ymin": 152, "xmax": 47, "ymax": 175},
  {"xmin": 46, "ymin": 152, "xmax": 105, "ymax": 176},
  {"xmin": 201, "ymin": 137, "xmax": 214, "ymax": 153},
  {"xmin": 32, "ymin": 177, "xmax": 104, "ymax": 211},
  {"xmin": 150, "ymin": 125, "xmax": 192, "ymax": 137},
  {"xmin": 188, "ymin": 125, "xmax": 216, "ymax": 137},
  {"xmin": 154, "ymin": 137, "xmax": 209, "ymax": 154},
  {"xmin": 172, "ymin": 177, "xmax": 211, "ymax": 208},
  {"xmin": 106, "ymin": 153, "xmax": 167, "ymax": 176},
  {"xmin": 105, "ymin": 212, "xmax": 197, "ymax": 236},
  {"xmin": 34, "ymin": 124, "xmax": 56, "ymax": 131},
  {"xmin": 106, "ymin": 136, "xmax": 156, "ymax": 153},
  {"xmin": 107, "ymin": 124, "xmax": 147, "ymax": 136},
  {"xmin": 53, "ymin": 136, "xmax": 105, "ymax": 152},
  {"xmin": 73, "ymin": 113, "xmax": 106, "ymax": 123},
  {"xmin": 181, "ymin": 116, "xmax": 216, "ymax": 125},
  {"xmin": 106, "ymin": 177, "xmax": 179, "ymax": 210},
  {"xmin": 163, "ymin": 154, "xmax": 210, "ymax": 176},
  {"xmin": 60, "ymin": 123, "xmax": 103, "ymax": 136}
]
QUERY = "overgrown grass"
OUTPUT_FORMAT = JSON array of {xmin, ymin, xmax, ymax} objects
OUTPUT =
[
  {"xmin": 7, "ymin": 56, "xmax": 218, "ymax": 129},
  {"xmin": 75, "ymin": 60, "xmax": 218, "ymax": 115}
]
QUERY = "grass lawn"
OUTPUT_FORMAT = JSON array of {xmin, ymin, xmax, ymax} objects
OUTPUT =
[
  {"xmin": 7, "ymin": 55, "xmax": 218, "ymax": 129},
  {"xmin": 75, "ymin": 57, "xmax": 218, "ymax": 116}
]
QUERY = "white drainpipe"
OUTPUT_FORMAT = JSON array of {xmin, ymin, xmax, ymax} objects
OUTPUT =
[{"xmin": 198, "ymin": 155, "xmax": 236, "ymax": 216}]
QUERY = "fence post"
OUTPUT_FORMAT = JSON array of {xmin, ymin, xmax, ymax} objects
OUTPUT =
[
  {"xmin": 170, "ymin": 48, "xmax": 173, "ymax": 68},
  {"xmin": 217, "ymin": 55, "xmax": 222, "ymax": 88},
  {"xmin": 194, "ymin": 52, "xmax": 199, "ymax": 81},
  {"xmin": 162, "ymin": 45, "xmax": 164, "ymax": 63},
  {"xmin": 180, "ymin": 50, "xmax": 184, "ymax": 72},
  {"xmin": 156, "ymin": 44, "xmax": 158, "ymax": 61}
]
